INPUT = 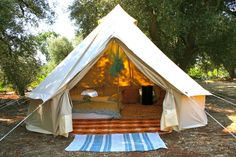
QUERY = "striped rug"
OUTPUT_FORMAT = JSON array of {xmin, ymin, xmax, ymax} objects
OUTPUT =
[
  {"xmin": 72, "ymin": 119, "xmax": 162, "ymax": 134},
  {"xmin": 65, "ymin": 133, "xmax": 167, "ymax": 152}
]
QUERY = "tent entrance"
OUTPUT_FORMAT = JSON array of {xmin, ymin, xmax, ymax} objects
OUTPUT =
[{"xmin": 69, "ymin": 40, "xmax": 166, "ymax": 121}]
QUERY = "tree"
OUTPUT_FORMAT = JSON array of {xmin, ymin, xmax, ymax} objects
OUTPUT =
[
  {"xmin": 1, "ymin": 55, "xmax": 40, "ymax": 95},
  {"xmin": 31, "ymin": 35, "xmax": 74, "ymax": 88},
  {"xmin": 0, "ymin": 0, "xmax": 54, "ymax": 95},
  {"xmin": 35, "ymin": 32, "xmax": 59, "ymax": 61},
  {"xmin": 206, "ymin": 15, "xmax": 236, "ymax": 78},
  {"xmin": 48, "ymin": 36, "xmax": 74, "ymax": 65},
  {"xmin": 72, "ymin": 34, "xmax": 83, "ymax": 47},
  {"xmin": 69, "ymin": 0, "xmax": 236, "ymax": 78}
]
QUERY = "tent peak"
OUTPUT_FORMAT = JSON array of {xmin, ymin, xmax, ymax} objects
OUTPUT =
[{"xmin": 98, "ymin": 4, "xmax": 138, "ymax": 25}]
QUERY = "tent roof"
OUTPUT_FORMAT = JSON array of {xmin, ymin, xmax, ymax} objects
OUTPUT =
[
  {"xmin": 98, "ymin": 5, "xmax": 137, "ymax": 25},
  {"xmin": 29, "ymin": 5, "xmax": 211, "ymax": 102}
]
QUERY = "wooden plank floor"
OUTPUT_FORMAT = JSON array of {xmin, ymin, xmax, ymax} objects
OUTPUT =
[{"xmin": 72, "ymin": 119, "xmax": 167, "ymax": 134}]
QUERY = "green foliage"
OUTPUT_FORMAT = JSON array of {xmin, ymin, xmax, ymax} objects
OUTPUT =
[
  {"xmin": 30, "ymin": 34, "xmax": 74, "ymax": 89},
  {"xmin": 109, "ymin": 53, "xmax": 124, "ymax": 77},
  {"xmin": 72, "ymin": 34, "xmax": 83, "ymax": 47},
  {"xmin": 30, "ymin": 62, "xmax": 56, "ymax": 89},
  {"xmin": 1, "ymin": 55, "xmax": 40, "ymax": 95},
  {"xmin": 35, "ymin": 32, "xmax": 59, "ymax": 61},
  {"xmin": 48, "ymin": 36, "xmax": 74, "ymax": 65},
  {"xmin": 205, "ymin": 15, "xmax": 236, "ymax": 78},
  {"xmin": 0, "ymin": 70, "xmax": 10, "ymax": 92},
  {"xmin": 0, "ymin": 82, "xmax": 4, "ymax": 92},
  {"xmin": 189, "ymin": 66, "xmax": 229, "ymax": 80},
  {"xmin": 188, "ymin": 56, "xmax": 229, "ymax": 80},
  {"xmin": 69, "ymin": 0, "xmax": 236, "ymax": 78},
  {"xmin": 69, "ymin": 0, "xmax": 152, "ymax": 38},
  {"xmin": 70, "ymin": 0, "xmax": 117, "ymax": 37},
  {"xmin": 0, "ymin": 0, "xmax": 54, "ymax": 95},
  {"xmin": 0, "ymin": 82, "xmax": 13, "ymax": 93}
]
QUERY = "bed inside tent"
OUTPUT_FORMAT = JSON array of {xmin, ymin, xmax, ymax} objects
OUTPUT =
[{"xmin": 68, "ymin": 40, "xmax": 166, "ymax": 133}]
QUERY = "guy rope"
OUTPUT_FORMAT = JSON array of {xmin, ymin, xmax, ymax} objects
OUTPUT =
[{"xmin": 0, "ymin": 99, "xmax": 44, "ymax": 142}]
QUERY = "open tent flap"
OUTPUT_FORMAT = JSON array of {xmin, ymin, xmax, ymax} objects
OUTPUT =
[
  {"xmin": 116, "ymin": 40, "xmax": 207, "ymax": 131},
  {"xmin": 115, "ymin": 40, "xmax": 179, "ymax": 131},
  {"xmin": 26, "ymin": 45, "xmax": 107, "ymax": 136},
  {"xmin": 26, "ymin": 99, "xmax": 53, "ymax": 134},
  {"xmin": 26, "ymin": 91, "xmax": 73, "ymax": 137},
  {"xmin": 69, "ymin": 40, "xmax": 179, "ymax": 131},
  {"xmin": 174, "ymin": 92, "xmax": 207, "ymax": 129}
]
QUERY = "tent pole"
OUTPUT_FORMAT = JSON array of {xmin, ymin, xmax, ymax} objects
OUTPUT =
[
  {"xmin": 117, "ymin": 74, "xmax": 120, "ymax": 108},
  {"xmin": 128, "ymin": 58, "xmax": 132, "ymax": 85},
  {"xmin": 117, "ymin": 44, "xmax": 120, "ymax": 108}
]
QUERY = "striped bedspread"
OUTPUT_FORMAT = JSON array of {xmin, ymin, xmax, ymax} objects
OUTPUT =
[{"xmin": 65, "ymin": 133, "xmax": 167, "ymax": 152}]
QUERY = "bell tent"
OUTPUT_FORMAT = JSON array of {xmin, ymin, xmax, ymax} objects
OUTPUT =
[{"xmin": 26, "ymin": 5, "xmax": 211, "ymax": 136}]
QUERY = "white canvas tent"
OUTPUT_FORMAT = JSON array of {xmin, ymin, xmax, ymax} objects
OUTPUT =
[{"xmin": 26, "ymin": 5, "xmax": 211, "ymax": 136}]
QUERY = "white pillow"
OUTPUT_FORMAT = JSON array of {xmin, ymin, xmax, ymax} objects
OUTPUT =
[{"xmin": 81, "ymin": 89, "xmax": 98, "ymax": 97}]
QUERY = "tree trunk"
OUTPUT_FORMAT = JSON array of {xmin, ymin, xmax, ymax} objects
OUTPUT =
[
  {"xmin": 149, "ymin": 13, "xmax": 162, "ymax": 48},
  {"xmin": 179, "ymin": 48, "xmax": 195, "ymax": 72},
  {"xmin": 17, "ymin": 86, "xmax": 25, "ymax": 96},
  {"xmin": 177, "ymin": 32, "xmax": 197, "ymax": 72},
  {"xmin": 228, "ymin": 67, "xmax": 236, "ymax": 79}
]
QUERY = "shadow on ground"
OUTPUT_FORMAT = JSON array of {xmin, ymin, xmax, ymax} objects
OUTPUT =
[{"xmin": 0, "ymin": 81, "xmax": 236, "ymax": 157}]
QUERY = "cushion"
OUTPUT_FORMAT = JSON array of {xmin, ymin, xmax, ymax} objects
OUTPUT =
[
  {"xmin": 108, "ymin": 94, "xmax": 119, "ymax": 102},
  {"xmin": 70, "ymin": 95, "xmax": 83, "ymax": 101},
  {"xmin": 83, "ymin": 95, "xmax": 91, "ymax": 102},
  {"xmin": 121, "ymin": 87, "xmax": 140, "ymax": 104},
  {"xmin": 90, "ymin": 96, "xmax": 109, "ymax": 102},
  {"xmin": 71, "ymin": 95, "xmax": 91, "ymax": 104}
]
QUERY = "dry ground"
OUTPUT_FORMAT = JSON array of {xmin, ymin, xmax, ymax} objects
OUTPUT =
[{"xmin": 0, "ymin": 81, "xmax": 236, "ymax": 157}]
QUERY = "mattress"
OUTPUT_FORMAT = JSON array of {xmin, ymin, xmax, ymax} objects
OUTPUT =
[
  {"xmin": 72, "ymin": 113, "xmax": 113, "ymax": 119},
  {"xmin": 72, "ymin": 99, "xmax": 121, "ymax": 119}
]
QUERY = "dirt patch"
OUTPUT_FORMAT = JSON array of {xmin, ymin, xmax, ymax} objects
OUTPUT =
[
  {"xmin": 0, "ymin": 81, "xmax": 236, "ymax": 157},
  {"xmin": 0, "ymin": 92, "xmax": 19, "ymax": 100}
]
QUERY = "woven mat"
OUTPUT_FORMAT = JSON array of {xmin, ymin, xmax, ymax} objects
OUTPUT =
[{"xmin": 65, "ymin": 132, "xmax": 167, "ymax": 152}]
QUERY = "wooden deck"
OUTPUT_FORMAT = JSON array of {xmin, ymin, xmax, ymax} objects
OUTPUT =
[
  {"xmin": 71, "ymin": 119, "xmax": 168, "ymax": 134},
  {"xmin": 71, "ymin": 102, "xmax": 168, "ymax": 135}
]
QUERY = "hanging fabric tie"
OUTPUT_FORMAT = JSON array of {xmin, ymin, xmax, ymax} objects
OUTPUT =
[{"xmin": 109, "ymin": 52, "xmax": 124, "ymax": 77}]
